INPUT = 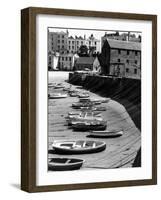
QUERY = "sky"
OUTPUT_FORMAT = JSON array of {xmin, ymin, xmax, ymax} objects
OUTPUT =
[{"xmin": 48, "ymin": 27, "xmax": 141, "ymax": 40}]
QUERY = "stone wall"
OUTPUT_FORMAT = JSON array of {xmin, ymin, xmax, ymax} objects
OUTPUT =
[{"xmin": 69, "ymin": 73, "xmax": 141, "ymax": 130}]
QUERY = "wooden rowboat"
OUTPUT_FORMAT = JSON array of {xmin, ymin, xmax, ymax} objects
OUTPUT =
[
  {"xmin": 72, "ymin": 121, "xmax": 107, "ymax": 131},
  {"xmin": 48, "ymin": 158, "xmax": 84, "ymax": 171},
  {"xmin": 88, "ymin": 130, "xmax": 123, "ymax": 138},
  {"xmin": 49, "ymin": 93, "xmax": 67, "ymax": 99},
  {"xmin": 52, "ymin": 140, "xmax": 106, "ymax": 154},
  {"xmin": 72, "ymin": 102, "xmax": 93, "ymax": 108},
  {"xmin": 70, "ymin": 92, "xmax": 78, "ymax": 97},
  {"xmin": 78, "ymin": 93, "xmax": 89, "ymax": 98},
  {"xmin": 54, "ymin": 84, "xmax": 64, "ymax": 89}
]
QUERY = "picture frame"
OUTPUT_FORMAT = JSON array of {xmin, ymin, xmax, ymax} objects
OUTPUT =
[{"xmin": 21, "ymin": 7, "xmax": 157, "ymax": 192}]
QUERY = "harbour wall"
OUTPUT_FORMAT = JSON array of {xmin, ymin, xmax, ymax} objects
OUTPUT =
[{"xmin": 69, "ymin": 73, "xmax": 141, "ymax": 131}]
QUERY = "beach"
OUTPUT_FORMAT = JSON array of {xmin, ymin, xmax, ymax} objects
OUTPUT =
[{"xmin": 48, "ymin": 71, "xmax": 141, "ymax": 169}]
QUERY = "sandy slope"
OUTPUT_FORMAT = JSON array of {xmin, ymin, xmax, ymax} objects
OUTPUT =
[{"xmin": 48, "ymin": 72, "xmax": 141, "ymax": 169}]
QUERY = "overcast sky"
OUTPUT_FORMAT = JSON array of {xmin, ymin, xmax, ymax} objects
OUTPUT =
[{"xmin": 48, "ymin": 27, "xmax": 141, "ymax": 40}]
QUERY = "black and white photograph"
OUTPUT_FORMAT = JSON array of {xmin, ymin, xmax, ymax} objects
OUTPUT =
[{"xmin": 47, "ymin": 27, "xmax": 141, "ymax": 171}]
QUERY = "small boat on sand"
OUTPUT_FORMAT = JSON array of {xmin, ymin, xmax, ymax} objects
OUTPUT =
[
  {"xmin": 79, "ymin": 97, "xmax": 90, "ymax": 103},
  {"xmin": 88, "ymin": 130, "xmax": 123, "ymax": 138},
  {"xmin": 78, "ymin": 93, "xmax": 89, "ymax": 98},
  {"xmin": 79, "ymin": 98, "xmax": 101, "ymax": 105},
  {"xmin": 101, "ymin": 98, "xmax": 111, "ymax": 103},
  {"xmin": 66, "ymin": 112, "xmax": 103, "ymax": 125},
  {"xmin": 52, "ymin": 140, "xmax": 106, "ymax": 154},
  {"xmin": 48, "ymin": 158, "xmax": 84, "ymax": 171},
  {"xmin": 79, "ymin": 106, "xmax": 107, "ymax": 111},
  {"xmin": 72, "ymin": 102, "xmax": 93, "ymax": 109},
  {"xmin": 68, "ymin": 111, "xmax": 101, "ymax": 117},
  {"xmin": 49, "ymin": 93, "xmax": 67, "ymax": 99},
  {"xmin": 72, "ymin": 121, "xmax": 107, "ymax": 131},
  {"xmin": 94, "ymin": 106, "xmax": 107, "ymax": 111},
  {"xmin": 69, "ymin": 92, "xmax": 78, "ymax": 97},
  {"xmin": 54, "ymin": 83, "xmax": 64, "ymax": 89}
]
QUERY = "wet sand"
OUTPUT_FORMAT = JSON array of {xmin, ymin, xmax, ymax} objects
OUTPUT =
[{"xmin": 48, "ymin": 71, "xmax": 141, "ymax": 169}]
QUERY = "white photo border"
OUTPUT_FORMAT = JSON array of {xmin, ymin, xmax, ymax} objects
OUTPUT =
[{"xmin": 36, "ymin": 14, "xmax": 152, "ymax": 186}]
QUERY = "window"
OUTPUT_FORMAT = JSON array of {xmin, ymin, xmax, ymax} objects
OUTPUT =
[
  {"xmin": 127, "ymin": 50, "xmax": 129, "ymax": 55},
  {"xmin": 135, "ymin": 51, "xmax": 138, "ymax": 56},
  {"xmin": 118, "ymin": 49, "xmax": 121, "ymax": 54},
  {"xmin": 66, "ymin": 57, "xmax": 68, "ymax": 61},
  {"xmin": 72, "ymin": 41, "xmax": 74, "ymax": 44},
  {"xmin": 62, "ymin": 35, "xmax": 64, "ymax": 38},
  {"xmin": 118, "ymin": 59, "xmax": 120, "ymax": 62},
  {"xmin": 62, "ymin": 40, "xmax": 64, "ymax": 43},
  {"xmin": 135, "ymin": 60, "xmax": 138, "ymax": 64},
  {"xmin": 62, "ymin": 57, "xmax": 64, "ymax": 61},
  {"xmin": 69, "ymin": 41, "xmax": 71, "ymax": 44},
  {"xmin": 72, "ymin": 46, "xmax": 74, "ymax": 49},
  {"xmin": 58, "ymin": 45, "xmax": 60, "ymax": 49},
  {"xmin": 58, "ymin": 40, "xmax": 60, "ymax": 43},
  {"xmin": 77, "ymin": 41, "xmax": 79, "ymax": 45},
  {"xmin": 134, "ymin": 69, "xmax": 137, "ymax": 74},
  {"xmin": 95, "ymin": 42, "xmax": 97, "ymax": 45},
  {"xmin": 62, "ymin": 45, "xmax": 64, "ymax": 49},
  {"xmin": 69, "ymin": 57, "xmax": 71, "ymax": 61},
  {"xmin": 126, "ymin": 68, "xmax": 129, "ymax": 73},
  {"xmin": 81, "ymin": 41, "xmax": 83, "ymax": 45},
  {"xmin": 126, "ymin": 59, "xmax": 129, "ymax": 64}
]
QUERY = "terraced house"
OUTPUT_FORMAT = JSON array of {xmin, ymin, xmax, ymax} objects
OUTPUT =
[{"xmin": 48, "ymin": 30, "xmax": 101, "ymax": 70}]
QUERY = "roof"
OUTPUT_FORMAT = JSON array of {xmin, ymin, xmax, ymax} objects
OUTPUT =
[
  {"xmin": 49, "ymin": 31, "xmax": 67, "ymax": 35},
  {"xmin": 107, "ymin": 39, "xmax": 141, "ymax": 51},
  {"xmin": 75, "ymin": 36, "xmax": 84, "ymax": 40},
  {"xmin": 68, "ymin": 36, "xmax": 74, "ymax": 39},
  {"xmin": 76, "ymin": 57, "xmax": 95, "ymax": 65}
]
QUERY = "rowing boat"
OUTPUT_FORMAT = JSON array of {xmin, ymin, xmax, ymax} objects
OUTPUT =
[
  {"xmin": 48, "ymin": 158, "xmax": 84, "ymax": 171},
  {"xmin": 52, "ymin": 140, "xmax": 106, "ymax": 154},
  {"xmin": 72, "ymin": 121, "xmax": 107, "ymax": 131},
  {"xmin": 88, "ymin": 130, "xmax": 123, "ymax": 138},
  {"xmin": 78, "ymin": 93, "xmax": 89, "ymax": 98},
  {"xmin": 49, "ymin": 93, "xmax": 67, "ymax": 99}
]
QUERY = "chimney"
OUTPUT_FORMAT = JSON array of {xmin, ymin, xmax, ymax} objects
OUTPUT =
[{"xmin": 127, "ymin": 31, "xmax": 130, "ymax": 41}]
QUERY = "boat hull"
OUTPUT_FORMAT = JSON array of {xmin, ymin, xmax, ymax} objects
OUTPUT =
[
  {"xmin": 49, "ymin": 95, "xmax": 67, "ymax": 99},
  {"xmin": 48, "ymin": 158, "xmax": 84, "ymax": 171},
  {"xmin": 72, "ymin": 123, "xmax": 107, "ymax": 131},
  {"xmin": 88, "ymin": 130, "xmax": 123, "ymax": 138},
  {"xmin": 52, "ymin": 140, "xmax": 106, "ymax": 154}
]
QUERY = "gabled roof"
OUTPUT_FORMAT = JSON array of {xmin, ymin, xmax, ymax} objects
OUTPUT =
[
  {"xmin": 76, "ymin": 57, "xmax": 95, "ymax": 65},
  {"xmin": 107, "ymin": 39, "xmax": 141, "ymax": 51},
  {"xmin": 68, "ymin": 36, "xmax": 74, "ymax": 39},
  {"xmin": 75, "ymin": 36, "xmax": 84, "ymax": 40}
]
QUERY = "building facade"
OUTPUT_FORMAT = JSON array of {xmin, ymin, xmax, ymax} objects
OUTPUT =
[
  {"xmin": 48, "ymin": 30, "xmax": 68, "ymax": 53},
  {"xmin": 58, "ymin": 53, "xmax": 75, "ymax": 71},
  {"xmin": 48, "ymin": 52, "xmax": 60, "ymax": 70},
  {"xmin": 101, "ymin": 39, "xmax": 141, "ymax": 79},
  {"xmin": 74, "ymin": 56, "xmax": 101, "ymax": 73},
  {"xmin": 48, "ymin": 30, "xmax": 101, "ymax": 70},
  {"xmin": 86, "ymin": 34, "xmax": 101, "ymax": 53}
]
